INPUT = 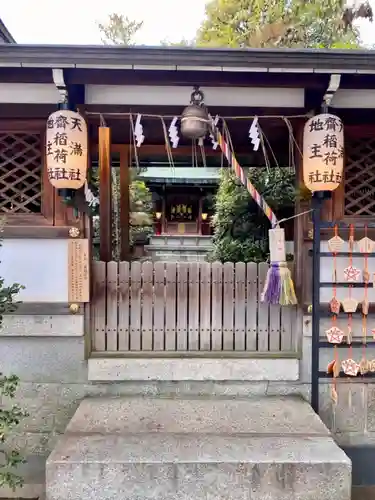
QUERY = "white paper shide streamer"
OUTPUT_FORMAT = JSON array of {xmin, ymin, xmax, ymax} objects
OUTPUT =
[
  {"xmin": 134, "ymin": 114, "xmax": 145, "ymax": 147},
  {"xmin": 249, "ymin": 116, "xmax": 260, "ymax": 151},
  {"xmin": 168, "ymin": 117, "xmax": 180, "ymax": 148},
  {"xmin": 209, "ymin": 115, "xmax": 219, "ymax": 149},
  {"xmin": 84, "ymin": 180, "xmax": 99, "ymax": 208}
]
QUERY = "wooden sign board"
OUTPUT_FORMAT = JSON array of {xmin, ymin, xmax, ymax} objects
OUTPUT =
[{"xmin": 68, "ymin": 238, "xmax": 90, "ymax": 303}]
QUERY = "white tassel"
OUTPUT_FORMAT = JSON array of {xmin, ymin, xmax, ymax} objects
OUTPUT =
[
  {"xmin": 168, "ymin": 117, "xmax": 179, "ymax": 148},
  {"xmin": 249, "ymin": 116, "xmax": 260, "ymax": 151},
  {"xmin": 134, "ymin": 114, "xmax": 145, "ymax": 147}
]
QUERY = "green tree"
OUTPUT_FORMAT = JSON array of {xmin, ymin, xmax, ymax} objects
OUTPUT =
[
  {"xmin": 159, "ymin": 38, "xmax": 195, "ymax": 46},
  {"xmin": 210, "ymin": 168, "xmax": 295, "ymax": 263},
  {"xmin": 91, "ymin": 169, "xmax": 153, "ymax": 260},
  {"xmin": 129, "ymin": 178, "xmax": 154, "ymax": 248},
  {"xmin": 98, "ymin": 13, "xmax": 143, "ymax": 45},
  {"xmin": 197, "ymin": 0, "xmax": 373, "ymax": 48},
  {"xmin": 0, "ymin": 230, "xmax": 28, "ymax": 490}
]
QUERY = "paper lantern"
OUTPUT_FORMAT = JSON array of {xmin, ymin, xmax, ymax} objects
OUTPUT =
[
  {"xmin": 303, "ymin": 113, "xmax": 344, "ymax": 192},
  {"xmin": 46, "ymin": 110, "xmax": 88, "ymax": 189}
]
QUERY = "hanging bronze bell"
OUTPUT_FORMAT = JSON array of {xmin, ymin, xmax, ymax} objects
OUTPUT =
[{"xmin": 180, "ymin": 87, "xmax": 209, "ymax": 140}]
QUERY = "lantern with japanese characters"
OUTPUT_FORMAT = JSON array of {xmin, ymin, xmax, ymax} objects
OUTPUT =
[
  {"xmin": 303, "ymin": 113, "xmax": 344, "ymax": 192},
  {"xmin": 46, "ymin": 110, "xmax": 88, "ymax": 189}
]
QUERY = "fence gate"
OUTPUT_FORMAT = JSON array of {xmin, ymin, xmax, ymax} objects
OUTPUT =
[{"xmin": 91, "ymin": 260, "xmax": 298, "ymax": 355}]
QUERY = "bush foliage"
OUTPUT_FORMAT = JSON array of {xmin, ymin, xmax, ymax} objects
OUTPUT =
[
  {"xmin": 0, "ymin": 233, "xmax": 28, "ymax": 490},
  {"xmin": 209, "ymin": 168, "xmax": 295, "ymax": 263}
]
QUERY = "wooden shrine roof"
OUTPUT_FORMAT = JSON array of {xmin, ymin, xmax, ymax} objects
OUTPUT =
[{"xmin": 0, "ymin": 44, "xmax": 374, "ymax": 74}]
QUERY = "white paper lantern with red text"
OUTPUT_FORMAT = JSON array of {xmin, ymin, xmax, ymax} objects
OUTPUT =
[
  {"xmin": 46, "ymin": 110, "xmax": 88, "ymax": 189},
  {"xmin": 303, "ymin": 113, "xmax": 344, "ymax": 192}
]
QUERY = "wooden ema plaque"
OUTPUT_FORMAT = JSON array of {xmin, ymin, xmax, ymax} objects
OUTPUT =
[{"xmin": 68, "ymin": 238, "xmax": 89, "ymax": 303}]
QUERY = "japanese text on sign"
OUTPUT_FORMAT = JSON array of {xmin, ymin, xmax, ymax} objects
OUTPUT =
[
  {"xmin": 68, "ymin": 239, "xmax": 89, "ymax": 303},
  {"xmin": 303, "ymin": 113, "xmax": 344, "ymax": 192},
  {"xmin": 45, "ymin": 110, "xmax": 87, "ymax": 190}
]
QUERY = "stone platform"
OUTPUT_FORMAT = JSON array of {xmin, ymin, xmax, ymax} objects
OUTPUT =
[{"xmin": 46, "ymin": 396, "xmax": 351, "ymax": 500}]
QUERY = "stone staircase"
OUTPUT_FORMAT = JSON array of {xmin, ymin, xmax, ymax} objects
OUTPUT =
[
  {"xmin": 145, "ymin": 234, "xmax": 213, "ymax": 262},
  {"xmin": 46, "ymin": 396, "xmax": 351, "ymax": 500}
]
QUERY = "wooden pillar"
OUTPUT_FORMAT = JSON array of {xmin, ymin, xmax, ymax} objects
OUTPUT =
[
  {"xmin": 98, "ymin": 126, "xmax": 112, "ymax": 261},
  {"xmin": 120, "ymin": 146, "xmax": 130, "ymax": 261},
  {"xmin": 294, "ymin": 119, "xmax": 310, "ymax": 304},
  {"xmin": 198, "ymin": 192, "xmax": 203, "ymax": 234},
  {"xmin": 161, "ymin": 188, "xmax": 166, "ymax": 234}
]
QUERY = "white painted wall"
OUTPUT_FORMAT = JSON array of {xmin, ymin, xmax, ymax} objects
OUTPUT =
[
  {"xmin": 0, "ymin": 239, "xmax": 69, "ymax": 302},
  {"xmin": 85, "ymin": 85, "xmax": 305, "ymax": 108},
  {"xmin": 0, "ymin": 83, "xmax": 60, "ymax": 104}
]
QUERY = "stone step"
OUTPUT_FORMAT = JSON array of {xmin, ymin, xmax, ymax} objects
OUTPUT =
[
  {"xmin": 65, "ymin": 396, "xmax": 330, "ymax": 436},
  {"xmin": 47, "ymin": 433, "xmax": 350, "ymax": 500},
  {"xmin": 46, "ymin": 396, "xmax": 351, "ymax": 500}
]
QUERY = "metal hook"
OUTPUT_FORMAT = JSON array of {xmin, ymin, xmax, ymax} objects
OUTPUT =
[{"xmin": 190, "ymin": 86, "xmax": 205, "ymax": 106}]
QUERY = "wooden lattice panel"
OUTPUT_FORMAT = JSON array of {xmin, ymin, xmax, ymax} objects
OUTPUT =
[
  {"xmin": 345, "ymin": 137, "xmax": 375, "ymax": 216},
  {"xmin": 0, "ymin": 133, "xmax": 42, "ymax": 213}
]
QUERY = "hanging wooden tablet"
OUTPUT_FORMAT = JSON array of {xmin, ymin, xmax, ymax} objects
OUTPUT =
[
  {"xmin": 327, "ymin": 358, "xmax": 343, "ymax": 377},
  {"xmin": 326, "ymin": 356, "xmax": 341, "ymax": 377},
  {"xmin": 358, "ymin": 236, "xmax": 375, "ymax": 254},
  {"xmin": 362, "ymin": 225, "xmax": 370, "ymax": 366},
  {"xmin": 327, "ymin": 359, "xmax": 335, "ymax": 374},
  {"xmin": 341, "ymin": 358, "xmax": 359, "ymax": 377},
  {"xmin": 362, "ymin": 299, "xmax": 369, "ymax": 315},
  {"xmin": 342, "ymin": 297, "xmax": 358, "ymax": 314},
  {"xmin": 359, "ymin": 357, "xmax": 370, "ymax": 375},
  {"xmin": 328, "ymin": 235, "xmax": 344, "ymax": 253},
  {"xmin": 370, "ymin": 360, "xmax": 375, "ymax": 372},
  {"xmin": 345, "ymin": 226, "xmax": 360, "ymax": 372},
  {"xmin": 329, "ymin": 226, "xmax": 341, "ymax": 398},
  {"xmin": 330, "ymin": 297, "xmax": 341, "ymax": 315},
  {"xmin": 325, "ymin": 326, "xmax": 344, "ymax": 344},
  {"xmin": 343, "ymin": 265, "xmax": 361, "ymax": 282}
]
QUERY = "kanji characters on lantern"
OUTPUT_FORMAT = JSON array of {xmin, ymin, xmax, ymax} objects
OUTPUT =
[
  {"xmin": 303, "ymin": 113, "xmax": 344, "ymax": 192},
  {"xmin": 46, "ymin": 110, "xmax": 88, "ymax": 190}
]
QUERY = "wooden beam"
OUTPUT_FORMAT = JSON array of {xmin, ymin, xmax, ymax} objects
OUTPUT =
[
  {"xmin": 0, "ymin": 119, "xmax": 45, "ymax": 132},
  {"xmin": 98, "ymin": 126, "xmax": 112, "ymax": 261},
  {"xmin": 120, "ymin": 145, "xmax": 130, "ymax": 261},
  {"xmin": 1, "ymin": 224, "xmax": 76, "ymax": 238},
  {"xmin": 92, "ymin": 143, "xmax": 226, "ymax": 158},
  {"xmin": 40, "ymin": 128, "xmax": 54, "ymax": 223},
  {"xmin": 67, "ymin": 68, "xmax": 327, "ymax": 89},
  {"xmin": 345, "ymin": 124, "xmax": 375, "ymax": 138}
]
